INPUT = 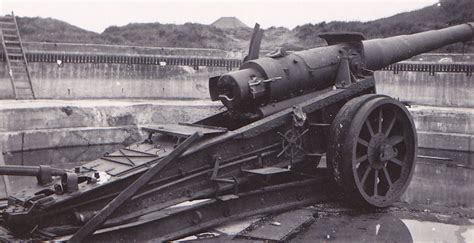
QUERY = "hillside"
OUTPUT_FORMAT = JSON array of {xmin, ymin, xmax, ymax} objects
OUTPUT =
[
  {"xmin": 16, "ymin": 17, "xmax": 102, "ymax": 44},
  {"xmin": 101, "ymin": 23, "xmax": 238, "ymax": 50},
  {"xmin": 291, "ymin": 0, "xmax": 474, "ymax": 52},
  {"xmin": 14, "ymin": 0, "xmax": 474, "ymax": 53}
]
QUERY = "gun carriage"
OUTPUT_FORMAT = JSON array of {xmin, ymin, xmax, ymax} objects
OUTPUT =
[{"xmin": 0, "ymin": 22, "xmax": 472, "ymax": 242}]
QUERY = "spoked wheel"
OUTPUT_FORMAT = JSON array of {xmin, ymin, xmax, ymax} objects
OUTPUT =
[
  {"xmin": 327, "ymin": 94, "xmax": 417, "ymax": 207},
  {"xmin": 278, "ymin": 128, "xmax": 321, "ymax": 170}
]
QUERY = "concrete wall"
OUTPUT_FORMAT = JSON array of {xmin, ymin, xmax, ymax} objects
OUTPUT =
[
  {"xmin": 409, "ymin": 106, "xmax": 474, "ymax": 152},
  {"xmin": 30, "ymin": 63, "xmax": 221, "ymax": 99},
  {"xmin": 405, "ymin": 53, "xmax": 474, "ymax": 62},
  {"xmin": 0, "ymin": 42, "xmax": 241, "ymax": 99},
  {"xmin": 0, "ymin": 100, "xmax": 221, "ymax": 152},
  {"xmin": 1, "ymin": 101, "xmax": 472, "ymax": 154},
  {"xmin": 375, "ymin": 70, "xmax": 474, "ymax": 152},
  {"xmin": 1, "ymin": 62, "xmax": 226, "ymax": 99},
  {"xmin": 376, "ymin": 71, "xmax": 474, "ymax": 108},
  {"xmin": 0, "ymin": 63, "xmax": 13, "ymax": 99}
]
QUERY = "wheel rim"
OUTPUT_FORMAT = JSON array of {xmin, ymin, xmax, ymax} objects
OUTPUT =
[{"xmin": 350, "ymin": 98, "xmax": 416, "ymax": 206}]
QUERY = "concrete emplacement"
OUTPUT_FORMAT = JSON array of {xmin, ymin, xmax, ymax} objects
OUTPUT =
[{"xmin": 0, "ymin": 44, "xmax": 472, "ymax": 208}]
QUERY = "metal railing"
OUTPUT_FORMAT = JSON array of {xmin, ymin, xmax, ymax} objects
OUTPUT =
[{"xmin": 0, "ymin": 51, "xmax": 473, "ymax": 75}]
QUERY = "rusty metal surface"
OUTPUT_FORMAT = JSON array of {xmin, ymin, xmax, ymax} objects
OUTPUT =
[
  {"xmin": 89, "ymin": 176, "xmax": 336, "ymax": 242},
  {"xmin": 69, "ymin": 132, "xmax": 203, "ymax": 242},
  {"xmin": 236, "ymin": 77, "xmax": 375, "ymax": 139},
  {"xmin": 240, "ymin": 209, "xmax": 315, "ymax": 241},
  {"xmin": 0, "ymin": 165, "xmax": 64, "ymax": 177},
  {"xmin": 319, "ymin": 32, "xmax": 366, "ymax": 45},
  {"xmin": 364, "ymin": 22, "xmax": 474, "ymax": 70},
  {"xmin": 216, "ymin": 44, "xmax": 340, "ymax": 111},
  {"xmin": 243, "ymin": 23, "xmax": 263, "ymax": 62}
]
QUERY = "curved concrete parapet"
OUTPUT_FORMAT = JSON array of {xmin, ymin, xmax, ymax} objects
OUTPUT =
[
  {"xmin": 376, "ymin": 69, "xmax": 474, "ymax": 108},
  {"xmin": 410, "ymin": 106, "xmax": 474, "ymax": 152},
  {"xmin": 0, "ymin": 99, "xmax": 222, "ymax": 152},
  {"xmin": 0, "ymin": 42, "xmax": 244, "ymax": 99},
  {"xmin": 0, "ymin": 99, "xmax": 472, "ymax": 154},
  {"xmin": 0, "ymin": 62, "xmax": 230, "ymax": 99}
]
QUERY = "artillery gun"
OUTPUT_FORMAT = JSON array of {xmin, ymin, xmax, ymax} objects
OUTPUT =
[{"xmin": 0, "ymin": 23, "xmax": 472, "ymax": 242}]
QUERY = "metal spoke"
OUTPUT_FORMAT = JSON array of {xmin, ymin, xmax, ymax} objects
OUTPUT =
[
  {"xmin": 276, "ymin": 130, "xmax": 306, "ymax": 158},
  {"xmin": 277, "ymin": 131, "xmax": 289, "ymax": 140},
  {"xmin": 277, "ymin": 144, "xmax": 291, "ymax": 157},
  {"xmin": 300, "ymin": 129, "xmax": 309, "ymax": 137},
  {"xmin": 385, "ymin": 115, "xmax": 396, "ymax": 136},
  {"xmin": 390, "ymin": 158, "xmax": 403, "ymax": 166},
  {"xmin": 365, "ymin": 120, "xmax": 374, "ymax": 136},
  {"xmin": 356, "ymin": 154, "xmax": 368, "ymax": 164},
  {"xmin": 382, "ymin": 166, "xmax": 393, "ymax": 187},
  {"xmin": 388, "ymin": 135, "xmax": 404, "ymax": 146},
  {"xmin": 330, "ymin": 96, "xmax": 417, "ymax": 207},
  {"xmin": 378, "ymin": 108, "xmax": 383, "ymax": 133},
  {"xmin": 374, "ymin": 170, "xmax": 379, "ymax": 196},
  {"xmin": 360, "ymin": 167, "xmax": 372, "ymax": 186},
  {"xmin": 358, "ymin": 138, "xmax": 369, "ymax": 147}
]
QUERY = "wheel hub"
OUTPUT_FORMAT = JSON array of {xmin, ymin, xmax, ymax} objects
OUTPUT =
[{"xmin": 367, "ymin": 133, "xmax": 398, "ymax": 170}]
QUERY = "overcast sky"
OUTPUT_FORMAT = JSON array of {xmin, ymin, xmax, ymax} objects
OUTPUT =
[{"xmin": 1, "ymin": 0, "xmax": 439, "ymax": 33}]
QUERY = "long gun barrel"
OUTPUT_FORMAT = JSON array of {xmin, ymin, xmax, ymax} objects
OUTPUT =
[
  {"xmin": 0, "ymin": 165, "xmax": 64, "ymax": 176},
  {"xmin": 363, "ymin": 23, "xmax": 474, "ymax": 70},
  {"xmin": 0, "ymin": 165, "xmax": 66, "ymax": 185},
  {"xmin": 210, "ymin": 23, "xmax": 474, "ymax": 113}
]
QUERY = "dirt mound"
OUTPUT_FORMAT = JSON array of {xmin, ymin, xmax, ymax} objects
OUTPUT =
[{"xmin": 211, "ymin": 17, "xmax": 249, "ymax": 29}]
